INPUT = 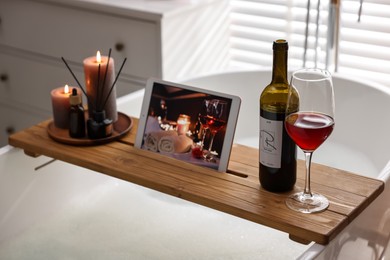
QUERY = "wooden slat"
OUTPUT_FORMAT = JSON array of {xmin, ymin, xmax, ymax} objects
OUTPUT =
[
  {"xmin": 118, "ymin": 117, "xmax": 138, "ymax": 145},
  {"xmin": 8, "ymin": 118, "xmax": 384, "ymax": 245}
]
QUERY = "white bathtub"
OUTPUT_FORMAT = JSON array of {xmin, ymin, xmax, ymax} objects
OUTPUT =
[{"xmin": 1, "ymin": 70, "xmax": 389, "ymax": 259}]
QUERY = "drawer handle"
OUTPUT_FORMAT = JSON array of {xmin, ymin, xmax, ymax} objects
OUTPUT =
[
  {"xmin": 6, "ymin": 126, "xmax": 15, "ymax": 135},
  {"xmin": 115, "ymin": 43, "xmax": 125, "ymax": 52},
  {"xmin": 0, "ymin": 74, "xmax": 9, "ymax": 82}
]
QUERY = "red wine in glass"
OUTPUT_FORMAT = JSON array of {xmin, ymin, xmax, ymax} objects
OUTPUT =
[
  {"xmin": 198, "ymin": 99, "xmax": 227, "ymax": 162},
  {"xmin": 199, "ymin": 115, "xmax": 226, "ymax": 134},
  {"xmin": 285, "ymin": 112, "xmax": 334, "ymax": 152}
]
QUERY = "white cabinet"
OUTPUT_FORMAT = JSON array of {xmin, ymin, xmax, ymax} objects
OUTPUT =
[{"xmin": 0, "ymin": 0, "xmax": 230, "ymax": 147}]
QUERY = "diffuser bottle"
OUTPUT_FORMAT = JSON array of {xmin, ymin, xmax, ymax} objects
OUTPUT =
[
  {"xmin": 87, "ymin": 110, "xmax": 113, "ymax": 139},
  {"xmin": 69, "ymin": 88, "xmax": 86, "ymax": 138}
]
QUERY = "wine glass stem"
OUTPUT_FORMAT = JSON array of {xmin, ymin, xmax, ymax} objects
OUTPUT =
[
  {"xmin": 303, "ymin": 151, "xmax": 313, "ymax": 196},
  {"xmin": 200, "ymin": 128, "xmax": 207, "ymax": 150},
  {"xmin": 208, "ymin": 133, "xmax": 216, "ymax": 152}
]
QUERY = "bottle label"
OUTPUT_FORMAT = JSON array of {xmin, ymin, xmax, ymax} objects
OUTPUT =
[{"xmin": 259, "ymin": 116, "xmax": 283, "ymax": 168}]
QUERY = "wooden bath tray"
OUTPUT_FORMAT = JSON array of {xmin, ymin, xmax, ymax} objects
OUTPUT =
[{"xmin": 8, "ymin": 117, "xmax": 384, "ymax": 245}]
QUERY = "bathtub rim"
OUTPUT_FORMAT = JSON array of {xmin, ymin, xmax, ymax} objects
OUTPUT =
[{"xmin": 181, "ymin": 68, "xmax": 390, "ymax": 96}]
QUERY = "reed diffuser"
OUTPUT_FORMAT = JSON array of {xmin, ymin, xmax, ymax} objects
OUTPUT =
[{"xmin": 61, "ymin": 48, "xmax": 127, "ymax": 139}]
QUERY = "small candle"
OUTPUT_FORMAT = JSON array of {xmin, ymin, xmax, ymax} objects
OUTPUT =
[
  {"xmin": 51, "ymin": 85, "xmax": 77, "ymax": 129},
  {"xmin": 83, "ymin": 51, "xmax": 118, "ymax": 122},
  {"xmin": 177, "ymin": 114, "xmax": 191, "ymax": 135}
]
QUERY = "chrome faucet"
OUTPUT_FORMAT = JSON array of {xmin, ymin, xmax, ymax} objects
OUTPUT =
[
  {"xmin": 358, "ymin": 0, "xmax": 364, "ymax": 22},
  {"xmin": 303, "ymin": 0, "xmax": 364, "ymax": 72},
  {"xmin": 325, "ymin": 0, "xmax": 340, "ymax": 72}
]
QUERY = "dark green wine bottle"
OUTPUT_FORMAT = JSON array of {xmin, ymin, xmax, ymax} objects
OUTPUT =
[{"xmin": 259, "ymin": 40, "xmax": 297, "ymax": 192}]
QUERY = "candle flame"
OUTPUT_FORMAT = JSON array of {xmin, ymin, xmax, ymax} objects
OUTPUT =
[
  {"xmin": 96, "ymin": 51, "xmax": 101, "ymax": 63},
  {"xmin": 64, "ymin": 84, "xmax": 70, "ymax": 94}
]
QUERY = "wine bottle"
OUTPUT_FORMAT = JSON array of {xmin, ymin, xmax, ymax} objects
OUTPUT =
[{"xmin": 259, "ymin": 40, "xmax": 297, "ymax": 192}]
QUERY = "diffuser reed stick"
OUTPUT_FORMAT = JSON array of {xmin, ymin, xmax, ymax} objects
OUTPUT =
[
  {"xmin": 99, "ymin": 48, "xmax": 112, "ymax": 111},
  {"xmin": 96, "ymin": 63, "xmax": 101, "ymax": 112},
  {"xmin": 62, "ymin": 50, "xmax": 126, "ymax": 120},
  {"xmin": 61, "ymin": 57, "xmax": 88, "ymax": 99},
  {"xmin": 101, "ymin": 58, "xmax": 127, "ymax": 111}
]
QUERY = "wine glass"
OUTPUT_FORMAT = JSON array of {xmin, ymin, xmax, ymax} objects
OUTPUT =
[
  {"xmin": 198, "ymin": 99, "xmax": 211, "ymax": 151},
  {"xmin": 160, "ymin": 99, "xmax": 167, "ymax": 121},
  {"xmin": 199, "ymin": 99, "xmax": 227, "ymax": 162},
  {"xmin": 285, "ymin": 68, "xmax": 335, "ymax": 213}
]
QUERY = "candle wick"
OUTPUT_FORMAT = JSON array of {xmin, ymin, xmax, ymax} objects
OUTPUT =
[
  {"xmin": 99, "ymin": 48, "xmax": 112, "ymax": 111},
  {"xmin": 101, "ymin": 57, "xmax": 127, "ymax": 111}
]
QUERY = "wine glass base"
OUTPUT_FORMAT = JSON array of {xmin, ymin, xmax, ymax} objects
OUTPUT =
[
  {"xmin": 203, "ymin": 152, "xmax": 216, "ymax": 163},
  {"xmin": 286, "ymin": 192, "xmax": 329, "ymax": 214}
]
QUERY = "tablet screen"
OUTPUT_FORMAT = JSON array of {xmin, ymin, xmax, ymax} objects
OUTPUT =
[{"xmin": 135, "ymin": 78, "xmax": 241, "ymax": 172}]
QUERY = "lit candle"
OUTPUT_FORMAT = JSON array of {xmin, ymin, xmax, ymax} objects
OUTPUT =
[
  {"xmin": 51, "ymin": 84, "xmax": 75, "ymax": 129},
  {"xmin": 83, "ymin": 51, "xmax": 118, "ymax": 122},
  {"xmin": 177, "ymin": 114, "xmax": 191, "ymax": 135}
]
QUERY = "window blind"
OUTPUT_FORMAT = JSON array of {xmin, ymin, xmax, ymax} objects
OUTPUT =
[
  {"xmin": 230, "ymin": 0, "xmax": 390, "ymax": 86},
  {"xmin": 338, "ymin": 0, "xmax": 390, "ymax": 85}
]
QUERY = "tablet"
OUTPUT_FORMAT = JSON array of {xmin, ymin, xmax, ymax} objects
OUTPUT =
[{"xmin": 135, "ymin": 78, "xmax": 241, "ymax": 172}]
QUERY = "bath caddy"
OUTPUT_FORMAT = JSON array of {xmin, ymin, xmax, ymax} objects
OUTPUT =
[{"xmin": 8, "ymin": 117, "xmax": 384, "ymax": 245}]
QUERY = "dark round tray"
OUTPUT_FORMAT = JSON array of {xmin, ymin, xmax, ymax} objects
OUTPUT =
[{"xmin": 47, "ymin": 112, "xmax": 132, "ymax": 146}]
